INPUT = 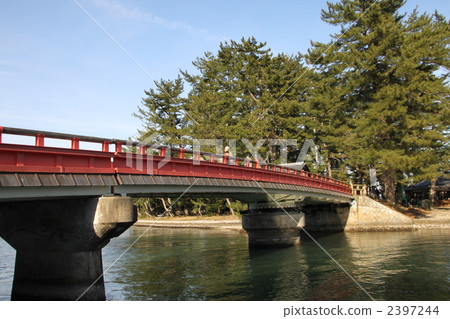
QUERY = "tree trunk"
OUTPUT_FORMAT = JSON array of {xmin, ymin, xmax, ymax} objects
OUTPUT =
[
  {"xmin": 354, "ymin": 164, "xmax": 362, "ymax": 183},
  {"xmin": 429, "ymin": 178, "xmax": 437, "ymax": 207},
  {"xmin": 326, "ymin": 158, "xmax": 333, "ymax": 179},
  {"xmin": 167, "ymin": 198, "xmax": 174, "ymax": 216},
  {"xmin": 161, "ymin": 198, "xmax": 173, "ymax": 217},
  {"xmin": 145, "ymin": 199, "xmax": 154, "ymax": 216},
  {"xmin": 383, "ymin": 166, "xmax": 396, "ymax": 205},
  {"xmin": 226, "ymin": 198, "xmax": 235, "ymax": 216}
]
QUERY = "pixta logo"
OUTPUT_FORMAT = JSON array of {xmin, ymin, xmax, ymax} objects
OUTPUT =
[
  {"xmin": 125, "ymin": 133, "xmax": 172, "ymax": 174},
  {"xmin": 126, "ymin": 136, "xmax": 324, "ymax": 174}
]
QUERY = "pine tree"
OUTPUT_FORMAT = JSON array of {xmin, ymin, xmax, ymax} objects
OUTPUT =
[
  {"xmin": 182, "ymin": 37, "xmax": 311, "ymax": 160},
  {"xmin": 134, "ymin": 76, "xmax": 187, "ymax": 147},
  {"xmin": 306, "ymin": 0, "xmax": 449, "ymax": 204}
]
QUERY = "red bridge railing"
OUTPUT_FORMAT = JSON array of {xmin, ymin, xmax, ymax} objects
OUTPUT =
[{"xmin": 0, "ymin": 126, "xmax": 352, "ymax": 195}]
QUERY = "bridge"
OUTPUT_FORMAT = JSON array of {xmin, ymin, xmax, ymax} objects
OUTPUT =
[{"xmin": 0, "ymin": 126, "xmax": 353, "ymax": 300}]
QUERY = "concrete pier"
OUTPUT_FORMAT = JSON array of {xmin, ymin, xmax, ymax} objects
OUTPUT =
[
  {"xmin": 0, "ymin": 196, "xmax": 137, "ymax": 300},
  {"xmin": 242, "ymin": 209, "xmax": 305, "ymax": 248},
  {"xmin": 301, "ymin": 196, "xmax": 414, "ymax": 232}
]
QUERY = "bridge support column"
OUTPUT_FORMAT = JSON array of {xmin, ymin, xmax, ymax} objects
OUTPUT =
[
  {"xmin": 242, "ymin": 208, "xmax": 305, "ymax": 248},
  {"xmin": 0, "ymin": 196, "xmax": 137, "ymax": 301}
]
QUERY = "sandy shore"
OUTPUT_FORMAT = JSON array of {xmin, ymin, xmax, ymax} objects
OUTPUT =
[
  {"xmin": 134, "ymin": 216, "xmax": 244, "ymax": 232},
  {"xmin": 411, "ymin": 207, "xmax": 450, "ymax": 229},
  {"xmin": 134, "ymin": 207, "xmax": 450, "ymax": 231}
]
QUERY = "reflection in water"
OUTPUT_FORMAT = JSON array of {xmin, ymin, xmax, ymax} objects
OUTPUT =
[
  {"xmin": 101, "ymin": 227, "xmax": 449, "ymax": 301},
  {"xmin": 246, "ymin": 248, "xmax": 310, "ymax": 300},
  {"xmin": 0, "ymin": 227, "xmax": 449, "ymax": 301},
  {"xmin": 344, "ymin": 230, "xmax": 450, "ymax": 300},
  {"xmin": 102, "ymin": 228, "xmax": 251, "ymax": 301}
]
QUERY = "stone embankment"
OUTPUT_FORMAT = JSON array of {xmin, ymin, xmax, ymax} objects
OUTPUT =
[
  {"xmin": 346, "ymin": 196, "xmax": 450, "ymax": 231},
  {"xmin": 345, "ymin": 195, "xmax": 414, "ymax": 231}
]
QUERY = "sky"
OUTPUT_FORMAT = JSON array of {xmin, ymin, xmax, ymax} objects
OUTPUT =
[{"xmin": 0, "ymin": 0, "xmax": 449, "ymax": 142}]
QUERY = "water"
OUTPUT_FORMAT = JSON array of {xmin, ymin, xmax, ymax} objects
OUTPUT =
[
  {"xmin": 0, "ymin": 227, "xmax": 449, "ymax": 301},
  {"xmin": 0, "ymin": 239, "xmax": 15, "ymax": 301}
]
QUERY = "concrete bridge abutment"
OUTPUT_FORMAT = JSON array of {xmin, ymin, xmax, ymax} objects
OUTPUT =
[
  {"xmin": 242, "ymin": 207, "xmax": 305, "ymax": 248},
  {"xmin": 0, "ymin": 196, "xmax": 137, "ymax": 301}
]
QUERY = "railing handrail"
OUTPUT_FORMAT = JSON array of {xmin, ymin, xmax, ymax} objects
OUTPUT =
[{"xmin": 0, "ymin": 126, "xmax": 350, "ymax": 189}]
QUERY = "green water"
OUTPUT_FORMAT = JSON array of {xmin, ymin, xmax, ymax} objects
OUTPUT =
[
  {"xmin": 102, "ymin": 227, "xmax": 449, "ymax": 301},
  {"xmin": 0, "ymin": 227, "xmax": 449, "ymax": 300}
]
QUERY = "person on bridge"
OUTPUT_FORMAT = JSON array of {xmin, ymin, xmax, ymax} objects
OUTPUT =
[
  {"xmin": 224, "ymin": 146, "xmax": 233, "ymax": 164},
  {"xmin": 244, "ymin": 154, "xmax": 252, "ymax": 167},
  {"xmin": 224, "ymin": 146, "xmax": 232, "ymax": 157}
]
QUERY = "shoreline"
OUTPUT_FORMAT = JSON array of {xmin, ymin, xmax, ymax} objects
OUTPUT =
[
  {"xmin": 134, "ymin": 218, "xmax": 245, "ymax": 232},
  {"xmin": 134, "ymin": 208, "xmax": 450, "ymax": 232}
]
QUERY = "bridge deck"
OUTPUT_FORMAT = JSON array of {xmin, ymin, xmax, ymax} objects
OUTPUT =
[{"xmin": 0, "ymin": 172, "xmax": 353, "ymax": 203}]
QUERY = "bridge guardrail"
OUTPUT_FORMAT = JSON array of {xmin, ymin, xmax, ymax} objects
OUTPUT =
[{"xmin": 0, "ymin": 126, "xmax": 351, "ymax": 195}]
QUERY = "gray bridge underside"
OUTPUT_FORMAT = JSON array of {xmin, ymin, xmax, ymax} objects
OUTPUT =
[{"xmin": 0, "ymin": 173, "xmax": 353, "ymax": 205}]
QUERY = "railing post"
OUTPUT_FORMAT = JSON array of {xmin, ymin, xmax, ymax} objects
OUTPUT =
[
  {"xmin": 115, "ymin": 142, "xmax": 123, "ymax": 153},
  {"xmin": 223, "ymin": 155, "xmax": 228, "ymax": 164},
  {"xmin": 160, "ymin": 148, "xmax": 166, "ymax": 157},
  {"xmin": 179, "ymin": 148, "xmax": 185, "ymax": 159},
  {"xmin": 139, "ymin": 145, "xmax": 148, "ymax": 155},
  {"xmin": 71, "ymin": 138, "xmax": 80, "ymax": 150},
  {"xmin": 210, "ymin": 155, "xmax": 215, "ymax": 162},
  {"xmin": 235, "ymin": 158, "xmax": 240, "ymax": 166},
  {"xmin": 102, "ymin": 141, "xmax": 110, "ymax": 152},
  {"xmin": 36, "ymin": 134, "xmax": 45, "ymax": 147}
]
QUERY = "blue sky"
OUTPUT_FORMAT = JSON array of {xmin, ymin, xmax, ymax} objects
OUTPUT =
[{"xmin": 1, "ymin": 0, "xmax": 448, "ymax": 141}]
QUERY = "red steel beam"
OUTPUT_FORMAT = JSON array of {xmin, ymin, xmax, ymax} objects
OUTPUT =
[{"xmin": 0, "ymin": 144, "xmax": 115, "ymax": 174}]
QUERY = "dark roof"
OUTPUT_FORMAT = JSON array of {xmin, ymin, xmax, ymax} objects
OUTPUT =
[{"xmin": 406, "ymin": 176, "xmax": 450, "ymax": 191}]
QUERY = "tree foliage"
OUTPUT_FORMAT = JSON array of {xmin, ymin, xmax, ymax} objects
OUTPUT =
[
  {"xmin": 305, "ymin": 0, "xmax": 449, "ymax": 203},
  {"xmin": 134, "ymin": 76, "xmax": 187, "ymax": 146},
  {"xmin": 134, "ymin": 1, "xmax": 449, "ymax": 212},
  {"xmin": 181, "ymin": 37, "xmax": 311, "ymax": 159}
]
